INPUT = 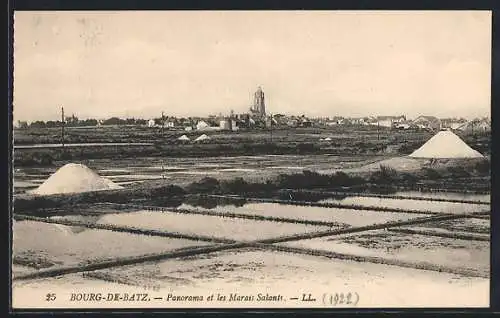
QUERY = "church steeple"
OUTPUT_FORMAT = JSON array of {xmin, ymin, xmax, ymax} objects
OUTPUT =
[{"xmin": 252, "ymin": 86, "xmax": 266, "ymax": 117}]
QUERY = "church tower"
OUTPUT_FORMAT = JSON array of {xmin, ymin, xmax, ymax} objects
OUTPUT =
[{"xmin": 252, "ymin": 86, "xmax": 266, "ymax": 117}]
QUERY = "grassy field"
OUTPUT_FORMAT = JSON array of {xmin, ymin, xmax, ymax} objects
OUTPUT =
[
  {"xmin": 13, "ymin": 126, "xmax": 490, "ymax": 167},
  {"xmin": 14, "ymin": 125, "xmax": 414, "ymax": 144}
]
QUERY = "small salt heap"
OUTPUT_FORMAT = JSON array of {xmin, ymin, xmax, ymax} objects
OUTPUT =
[
  {"xmin": 194, "ymin": 134, "xmax": 210, "ymax": 142},
  {"xmin": 30, "ymin": 163, "xmax": 123, "ymax": 196}
]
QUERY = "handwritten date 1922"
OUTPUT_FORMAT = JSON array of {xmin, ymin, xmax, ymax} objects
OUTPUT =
[{"xmin": 322, "ymin": 292, "xmax": 360, "ymax": 306}]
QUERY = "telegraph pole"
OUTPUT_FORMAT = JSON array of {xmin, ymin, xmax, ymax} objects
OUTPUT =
[
  {"xmin": 270, "ymin": 113, "xmax": 274, "ymax": 143},
  {"xmin": 161, "ymin": 111, "xmax": 165, "ymax": 179},
  {"xmin": 161, "ymin": 111, "xmax": 165, "ymax": 136},
  {"xmin": 61, "ymin": 106, "xmax": 65, "ymax": 149}
]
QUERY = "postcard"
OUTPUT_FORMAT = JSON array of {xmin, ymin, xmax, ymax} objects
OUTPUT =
[{"xmin": 11, "ymin": 10, "xmax": 491, "ymax": 309}]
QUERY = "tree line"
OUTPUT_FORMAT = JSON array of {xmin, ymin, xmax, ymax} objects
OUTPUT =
[{"xmin": 16, "ymin": 116, "xmax": 149, "ymax": 129}]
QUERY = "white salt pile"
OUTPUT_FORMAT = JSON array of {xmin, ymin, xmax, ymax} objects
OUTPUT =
[
  {"xmin": 409, "ymin": 130, "xmax": 484, "ymax": 159},
  {"xmin": 194, "ymin": 134, "xmax": 210, "ymax": 142},
  {"xmin": 30, "ymin": 163, "xmax": 123, "ymax": 196},
  {"xmin": 177, "ymin": 135, "xmax": 190, "ymax": 141}
]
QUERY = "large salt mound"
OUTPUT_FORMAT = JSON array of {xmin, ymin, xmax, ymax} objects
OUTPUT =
[
  {"xmin": 409, "ymin": 130, "xmax": 483, "ymax": 159},
  {"xmin": 30, "ymin": 163, "xmax": 123, "ymax": 196}
]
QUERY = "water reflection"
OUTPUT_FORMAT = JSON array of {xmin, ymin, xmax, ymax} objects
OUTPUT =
[
  {"xmin": 15, "ymin": 189, "xmax": 489, "ymax": 222},
  {"xmin": 318, "ymin": 197, "xmax": 487, "ymax": 214},
  {"xmin": 146, "ymin": 197, "xmax": 185, "ymax": 208},
  {"xmin": 277, "ymin": 191, "xmax": 348, "ymax": 202},
  {"xmin": 182, "ymin": 196, "xmax": 247, "ymax": 209}
]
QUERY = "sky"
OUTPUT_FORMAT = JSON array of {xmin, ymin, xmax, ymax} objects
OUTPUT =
[{"xmin": 13, "ymin": 11, "xmax": 491, "ymax": 122}]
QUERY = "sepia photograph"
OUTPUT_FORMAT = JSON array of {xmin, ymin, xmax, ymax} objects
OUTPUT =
[{"xmin": 11, "ymin": 10, "xmax": 491, "ymax": 309}]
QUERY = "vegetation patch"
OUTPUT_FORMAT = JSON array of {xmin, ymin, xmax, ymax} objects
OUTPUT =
[
  {"xmin": 421, "ymin": 168, "xmax": 443, "ymax": 180},
  {"xmin": 186, "ymin": 177, "xmax": 221, "ymax": 194},
  {"xmin": 369, "ymin": 165, "xmax": 398, "ymax": 185},
  {"xmin": 14, "ymin": 163, "xmax": 488, "ymax": 215},
  {"xmin": 13, "ymin": 251, "xmax": 64, "ymax": 269}
]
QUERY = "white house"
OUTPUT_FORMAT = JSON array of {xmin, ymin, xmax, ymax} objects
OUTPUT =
[
  {"xmin": 147, "ymin": 119, "xmax": 156, "ymax": 127},
  {"xmin": 375, "ymin": 116, "xmax": 406, "ymax": 128},
  {"xmin": 196, "ymin": 120, "xmax": 210, "ymax": 130},
  {"xmin": 219, "ymin": 120, "xmax": 231, "ymax": 130},
  {"xmin": 377, "ymin": 118, "xmax": 393, "ymax": 128},
  {"xmin": 395, "ymin": 122, "xmax": 411, "ymax": 130},
  {"xmin": 231, "ymin": 120, "xmax": 239, "ymax": 131},
  {"xmin": 197, "ymin": 120, "xmax": 221, "ymax": 131}
]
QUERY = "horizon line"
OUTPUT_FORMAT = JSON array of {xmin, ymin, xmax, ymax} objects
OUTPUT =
[{"xmin": 14, "ymin": 112, "xmax": 491, "ymax": 123}]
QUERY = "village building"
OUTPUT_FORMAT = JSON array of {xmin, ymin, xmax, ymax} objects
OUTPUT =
[
  {"xmin": 338, "ymin": 118, "xmax": 352, "ymax": 125},
  {"xmin": 441, "ymin": 118, "xmax": 468, "ymax": 130},
  {"xmin": 271, "ymin": 114, "xmax": 288, "ymax": 127},
  {"xmin": 231, "ymin": 120, "xmax": 239, "ymax": 131},
  {"xmin": 219, "ymin": 119, "xmax": 232, "ymax": 131},
  {"xmin": 364, "ymin": 117, "xmax": 378, "ymax": 126},
  {"xmin": 287, "ymin": 119, "xmax": 299, "ymax": 128},
  {"xmin": 196, "ymin": 120, "xmax": 209, "ymax": 130},
  {"xmin": 353, "ymin": 117, "xmax": 370, "ymax": 126},
  {"xmin": 147, "ymin": 119, "xmax": 156, "ymax": 127},
  {"xmin": 457, "ymin": 118, "xmax": 491, "ymax": 134},
  {"xmin": 376, "ymin": 117, "xmax": 393, "ymax": 128},
  {"xmin": 234, "ymin": 118, "xmax": 248, "ymax": 129},
  {"xmin": 299, "ymin": 118, "xmax": 313, "ymax": 128},
  {"xmin": 373, "ymin": 115, "xmax": 406, "ymax": 128},
  {"xmin": 411, "ymin": 116, "xmax": 442, "ymax": 131},
  {"xmin": 349, "ymin": 118, "xmax": 363, "ymax": 125},
  {"xmin": 394, "ymin": 120, "xmax": 413, "ymax": 130}
]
